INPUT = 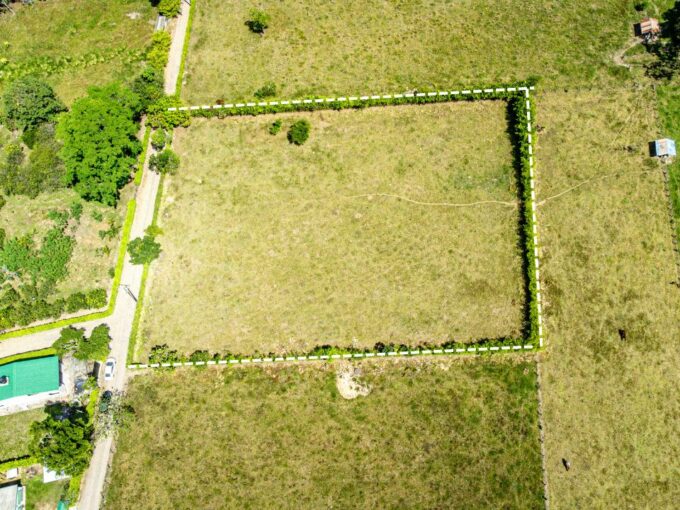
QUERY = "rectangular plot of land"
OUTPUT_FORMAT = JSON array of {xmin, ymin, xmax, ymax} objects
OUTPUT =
[
  {"xmin": 141, "ymin": 101, "xmax": 524, "ymax": 356},
  {"xmin": 105, "ymin": 359, "xmax": 544, "ymax": 509}
]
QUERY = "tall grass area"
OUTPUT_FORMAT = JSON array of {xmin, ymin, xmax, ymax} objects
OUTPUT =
[
  {"xmin": 0, "ymin": 408, "xmax": 44, "ymax": 461},
  {"xmin": 536, "ymin": 88, "xmax": 680, "ymax": 507},
  {"xmin": 141, "ymin": 102, "xmax": 526, "ymax": 357},
  {"xmin": 181, "ymin": 0, "xmax": 639, "ymax": 103},
  {"xmin": 105, "ymin": 358, "xmax": 543, "ymax": 509},
  {"xmin": 0, "ymin": 0, "xmax": 155, "ymax": 104}
]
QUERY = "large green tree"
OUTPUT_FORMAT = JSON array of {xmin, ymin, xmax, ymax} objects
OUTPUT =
[
  {"xmin": 53, "ymin": 324, "xmax": 111, "ymax": 362},
  {"xmin": 2, "ymin": 76, "xmax": 65, "ymax": 130},
  {"xmin": 29, "ymin": 404, "xmax": 94, "ymax": 476},
  {"xmin": 57, "ymin": 84, "xmax": 142, "ymax": 205}
]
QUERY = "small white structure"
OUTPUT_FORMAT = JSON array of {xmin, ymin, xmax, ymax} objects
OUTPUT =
[
  {"xmin": 0, "ymin": 482, "xmax": 24, "ymax": 510},
  {"xmin": 43, "ymin": 467, "xmax": 69, "ymax": 484},
  {"xmin": 650, "ymin": 138, "xmax": 677, "ymax": 158}
]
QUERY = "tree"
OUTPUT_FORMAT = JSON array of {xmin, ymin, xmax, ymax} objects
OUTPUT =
[
  {"xmin": 149, "ymin": 149, "xmax": 180, "ymax": 174},
  {"xmin": 29, "ymin": 404, "xmax": 93, "ymax": 476},
  {"xmin": 157, "ymin": 0, "xmax": 181, "ymax": 17},
  {"xmin": 57, "ymin": 84, "xmax": 142, "ymax": 205},
  {"xmin": 2, "ymin": 76, "xmax": 65, "ymax": 131},
  {"xmin": 287, "ymin": 119, "xmax": 311, "ymax": 145},
  {"xmin": 77, "ymin": 324, "xmax": 111, "ymax": 362},
  {"xmin": 146, "ymin": 95, "xmax": 191, "ymax": 130},
  {"xmin": 127, "ymin": 235, "xmax": 161, "ymax": 264},
  {"xmin": 52, "ymin": 326, "xmax": 86, "ymax": 358},
  {"xmin": 131, "ymin": 66, "xmax": 165, "ymax": 110},
  {"xmin": 246, "ymin": 9, "xmax": 270, "ymax": 34}
]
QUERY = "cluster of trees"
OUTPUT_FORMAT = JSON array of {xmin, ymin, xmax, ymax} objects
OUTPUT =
[
  {"xmin": 646, "ymin": 1, "xmax": 680, "ymax": 79},
  {"xmin": 53, "ymin": 324, "xmax": 111, "ymax": 362}
]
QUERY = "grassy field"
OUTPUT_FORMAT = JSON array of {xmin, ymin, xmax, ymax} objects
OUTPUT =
[
  {"xmin": 657, "ymin": 85, "xmax": 680, "ymax": 245},
  {"xmin": 140, "ymin": 101, "xmax": 526, "ymax": 357},
  {"xmin": 181, "ymin": 0, "xmax": 642, "ymax": 103},
  {"xmin": 24, "ymin": 477, "xmax": 67, "ymax": 510},
  {"xmin": 0, "ymin": 0, "xmax": 155, "ymax": 104},
  {"xmin": 0, "ymin": 408, "xmax": 44, "ymax": 461},
  {"xmin": 105, "ymin": 357, "xmax": 543, "ymax": 509},
  {"xmin": 535, "ymin": 87, "xmax": 680, "ymax": 507}
]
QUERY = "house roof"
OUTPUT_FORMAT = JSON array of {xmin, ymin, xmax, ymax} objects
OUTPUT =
[
  {"xmin": 0, "ymin": 356, "xmax": 60, "ymax": 401},
  {"xmin": 0, "ymin": 483, "xmax": 21, "ymax": 510}
]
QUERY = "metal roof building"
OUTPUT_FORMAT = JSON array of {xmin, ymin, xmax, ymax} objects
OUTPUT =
[
  {"xmin": 650, "ymin": 138, "xmax": 677, "ymax": 158},
  {"xmin": 0, "ymin": 356, "xmax": 60, "ymax": 401}
]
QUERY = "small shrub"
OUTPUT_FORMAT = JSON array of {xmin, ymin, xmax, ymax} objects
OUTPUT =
[
  {"xmin": 151, "ymin": 130, "xmax": 166, "ymax": 150},
  {"xmin": 86, "ymin": 288, "xmax": 107, "ymax": 308},
  {"xmin": 157, "ymin": 0, "xmax": 181, "ymax": 17},
  {"xmin": 131, "ymin": 66, "xmax": 165, "ymax": 110},
  {"xmin": 246, "ymin": 9, "xmax": 270, "ymax": 34},
  {"xmin": 128, "ymin": 235, "xmax": 161, "ymax": 265},
  {"xmin": 254, "ymin": 82, "xmax": 276, "ymax": 99},
  {"xmin": 149, "ymin": 149, "xmax": 180, "ymax": 174},
  {"xmin": 66, "ymin": 292, "xmax": 88, "ymax": 313},
  {"xmin": 145, "ymin": 224, "xmax": 163, "ymax": 237},
  {"xmin": 146, "ymin": 31, "xmax": 171, "ymax": 71},
  {"xmin": 287, "ymin": 119, "xmax": 311, "ymax": 145},
  {"xmin": 70, "ymin": 201, "xmax": 83, "ymax": 221},
  {"xmin": 147, "ymin": 96, "xmax": 191, "ymax": 130},
  {"xmin": 91, "ymin": 210, "xmax": 104, "ymax": 222},
  {"xmin": 0, "ymin": 196, "xmax": 5, "ymax": 212},
  {"xmin": 268, "ymin": 119, "xmax": 282, "ymax": 135}
]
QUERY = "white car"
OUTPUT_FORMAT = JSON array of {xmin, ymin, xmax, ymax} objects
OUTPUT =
[{"xmin": 104, "ymin": 358, "xmax": 116, "ymax": 381}]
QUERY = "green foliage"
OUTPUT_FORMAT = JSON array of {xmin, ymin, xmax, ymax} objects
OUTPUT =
[
  {"xmin": 151, "ymin": 129, "xmax": 169, "ymax": 150},
  {"xmin": 157, "ymin": 0, "xmax": 181, "ymax": 17},
  {"xmin": 86, "ymin": 288, "xmax": 107, "ymax": 308},
  {"xmin": 268, "ymin": 119, "xmax": 282, "ymax": 135},
  {"xmin": 254, "ymin": 82, "xmax": 277, "ymax": 99},
  {"xmin": 29, "ymin": 404, "xmax": 93, "ymax": 476},
  {"xmin": 147, "ymin": 96, "xmax": 191, "ymax": 130},
  {"xmin": 148, "ymin": 343, "xmax": 179, "ymax": 364},
  {"xmin": 57, "ymin": 84, "xmax": 142, "ymax": 205},
  {"xmin": 52, "ymin": 324, "xmax": 111, "ymax": 361},
  {"xmin": 2, "ymin": 76, "xmax": 65, "ymax": 131},
  {"xmin": 0, "ymin": 124, "xmax": 66, "ymax": 199},
  {"xmin": 128, "ymin": 235, "xmax": 161, "ymax": 265},
  {"xmin": 287, "ymin": 119, "xmax": 310, "ymax": 145},
  {"xmin": 65, "ymin": 293, "xmax": 88, "ymax": 313},
  {"xmin": 174, "ymin": 0, "xmax": 196, "ymax": 96},
  {"xmin": 149, "ymin": 149, "xmax": 180, "ymax": 175},
  {"xmin": 70, "ymin": 201, "xmax": 83, "ymax": 221},
  {"xmin": 146, "ymin": 31, "xmax": 171, "ymax": 71},
  {"xmin": 131, "ymin": 66, "xmax": 165, "ymax": 110},
  {"xmin": 246, "ymin": 9, "xmax": 270, "ymax": 34}
]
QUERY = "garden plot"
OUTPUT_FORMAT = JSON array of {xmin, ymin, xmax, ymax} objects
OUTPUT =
[
  {"xmin": 180, "ymin": 0, "xmax": 637, "ymax": 103},
  {"xmin": 105, "ymin": 357, "xmax": 544, "ymax": 509},
  {"xmin": 139, "ymin": 101, "xmax": 527, "ymax": 357}
]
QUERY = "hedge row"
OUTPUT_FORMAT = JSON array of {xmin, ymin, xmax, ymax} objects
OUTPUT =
[
  {"xmin": 0, "ymin": 455, "xmax": 37, "ymax": 472},
  {"xmin": 134, "ymin": 126, "xmax": 152, "ymax": 186},
  {"xmin": 0, "ymin": 347, "xmax": 56, "ymax": 366},
  {"xmin": 0, "ymin": 199, "xmax": 137, "ymax": 341}
]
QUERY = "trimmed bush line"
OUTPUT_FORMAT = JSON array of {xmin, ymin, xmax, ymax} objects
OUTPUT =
[
  {"xmin": 174, "ymin": 0, "xmax": 196, "ymax": 96},
  {"xmin": 0, "ymin": 199, "xmax": 137, "ymax": 341},
  {"xmin": 0, "ymin": 348, "xmax": 57, "ymax": 366},
  {"xmin": 0, "ymin": 455, "xmax": 37, "ymax": 471},
  {"xmin": 134, "ymin": 126, "xmax": 151, "ymax": 186}
]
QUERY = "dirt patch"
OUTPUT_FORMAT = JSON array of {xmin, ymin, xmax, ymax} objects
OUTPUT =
[{"xmin": 335, "ymin": 364, "xmax": 371, "ymax": 399}]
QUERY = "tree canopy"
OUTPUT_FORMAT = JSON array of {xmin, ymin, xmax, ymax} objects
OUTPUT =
[
  {"xmin": 127, "ymin": 235, "xmax": 161, "ymax": 265},
  {"xmin": 53, "ymin": 324, "xmax": 111, "ymax": 362},
  {"xmin": 29, "ymin": 404, "xmax": 94, "ymax": 476},
  {"xmin": 2, "ymin": 76, "xmax": 65, "ymax": 131},
  {"xmin": 57, "ymin": 84, "xmax": 142, "ymax": 205}
]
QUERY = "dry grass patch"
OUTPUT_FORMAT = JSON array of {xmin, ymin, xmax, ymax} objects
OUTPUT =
[
  {"xmin": 536, "ymin": 87, "xmax": 680, "ymax": 507},
  {"xmin": 181, "ymin": 0, "xmax": 638, "ymax": 103},
  {"xmin": 105, "ymin": 357, "xmax": 543, "ymax": 509},
  {"xmin": 140, "ymin": 101, "xmax": 525, "ymax": 357}
]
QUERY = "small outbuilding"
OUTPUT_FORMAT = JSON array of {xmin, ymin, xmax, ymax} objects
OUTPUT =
[
  {"xmin": 0, "ymin": 482, "xmax": 24, "ymax": 510},
  {"xmin": 634, "ymin": 17, "xmax": 660, "ymax": 41},
  {"xmin": 649, "ymin": 138, "xmax": 677, "ymax": 158}
]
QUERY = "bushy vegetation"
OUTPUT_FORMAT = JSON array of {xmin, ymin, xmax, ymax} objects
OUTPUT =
[
  {"xmin": 2, "ymin": 77, "xmax": 65, "ymax": 130},
  {"xmin": 131, "ymin": 66, "xmax": 165, "ymax": 110},
  {"xmin": 52, "ymin": 324, "xmax": 111, "ymax": 362},
  {"xmin": 645, "ymin": 1, "xmax": 680, "ymax": 80},
  {"xmin": 29, "ymin": 403, "xmax": 93, "ymax": 476},
  {"xmin": 146, "ymin": 31, "xmax": 172, "ymax": 71},
  {"xmin": 287, "ymin": 119, "xmax": 310, "ymax": 145},
  {"xmin": 150, "ymin": 129, "xmax": 170, "ymax": 150},
  {"xmin": 57, "ymin": 83, "xmax": 142, "ymax": 205},
  {"xmin": 157, "ymin": 0, "xmax": 181, "ymax": 17},
  {"xmin": 268, "ymin": 119, "xmax": 282, "ymax": 135},
  {"xmin": 147, "ymin": 95, "xmax": 191, "ymax": 129},
  {"xmin": 246, "ymin": 9, "xmax": 270, "ymax": 34},
  {"xmin": 149, "ymin": 149, "xmax": 180, "ymax": 174},
  {"xmin": 254, "ymin": 82, "xmax": 276, "ymax": 99},
  {"xmin": 128, "ymin": 235, "xmax": 161, "ymax": 265}
]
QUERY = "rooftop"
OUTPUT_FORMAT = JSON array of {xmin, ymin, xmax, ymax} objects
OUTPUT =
[{"xmin": 0, "ymin": 356, "xmax": 60, "ymax": 401}]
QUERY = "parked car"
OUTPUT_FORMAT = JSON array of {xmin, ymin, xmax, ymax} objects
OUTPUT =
[{"xmin": 104, "ymin": 358, "xmax": 116, "ymax": 381}]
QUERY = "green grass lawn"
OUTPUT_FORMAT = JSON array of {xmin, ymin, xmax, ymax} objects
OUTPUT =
[
  {"xmin": 0, "ymin": 0, "xmax": 155, "ymax": 105},
  {"xmin": 24, "ymin": 477, "xmax": 67, "ymax": 510},
  {"xmin": 140, "ymin": 101, "xmax": 526, "ymax": 357},
  {"xmin": 181, "ymin": 0, "xmax": 642, "ymax": 103},
  {"xmin": 105, "ymin": 357, "xmax": 544, "ymax": 509},
  {"xmin": 0, "ymin": 408, "xmax": 44, "ymax": 461}
]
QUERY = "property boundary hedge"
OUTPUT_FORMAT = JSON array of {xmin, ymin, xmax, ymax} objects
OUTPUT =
[
  {"xmin": 130, "ymin": 82, "xmax": 544, "ymax": 364},
  {"xmin": 0, "ymin": 348, "xmax": 57, "ymax": 366},
  {"xmin": 174, "ymin": 0, "xmax": 196, "ymax": 96},
  {"xmin": 0, "ymin": 200, "xmax": 137, "ymax": 341},
  {"xmin": 0, "ymin": 455, "xmax": 37, "ymax": 472}
]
